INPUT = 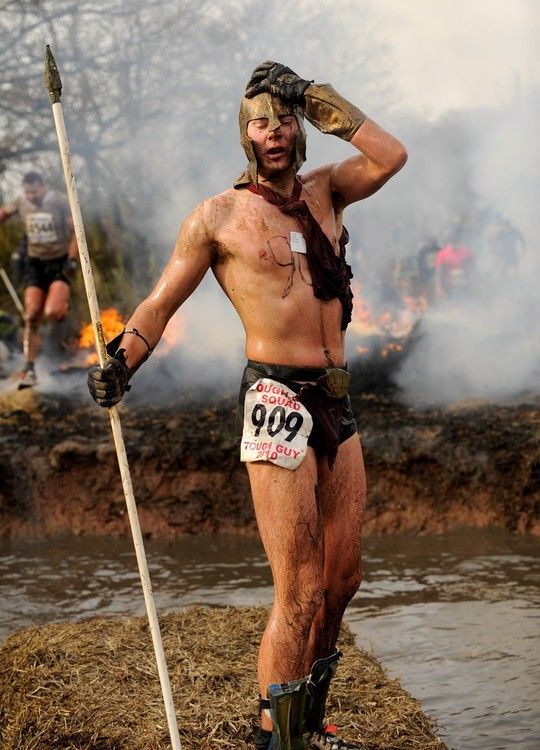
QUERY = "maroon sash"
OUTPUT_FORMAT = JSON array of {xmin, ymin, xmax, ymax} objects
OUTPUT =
[{"xmin": 247, "ymin": 178, "xmax": 353, "ymax": 329}]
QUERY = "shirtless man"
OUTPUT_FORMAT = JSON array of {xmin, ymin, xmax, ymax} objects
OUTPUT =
[
  {"xmin": 88, "ymin": 61, "xmax": 407, "ymax": 749},
  {"xmin": 0, "ymin": 171, "xmax": 78, "ymax": 388}
]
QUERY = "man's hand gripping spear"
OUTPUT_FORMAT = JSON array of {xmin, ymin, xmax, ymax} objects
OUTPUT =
[{"xmin": 44, "ymin": 45, "xmax": 182, "ymax": 750}]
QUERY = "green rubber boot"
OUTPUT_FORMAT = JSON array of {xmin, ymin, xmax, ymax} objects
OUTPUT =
[
  {"xmin": 267, "ymin": 678, "xmax": 308, "ymax": 750},
  {"xmin": 304, "ymin": 651, "xmax": 342, "ymax": 734}
]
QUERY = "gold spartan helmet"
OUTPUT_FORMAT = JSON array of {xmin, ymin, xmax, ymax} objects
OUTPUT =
[{"xmin": 238, "ymin": 92, "xmax": 307, "ymax": 183}]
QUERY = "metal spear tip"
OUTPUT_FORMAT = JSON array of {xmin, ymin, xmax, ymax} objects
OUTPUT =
[{"xmin": 44, "ymin": 44, "xmax": 62, "ymax": 104}]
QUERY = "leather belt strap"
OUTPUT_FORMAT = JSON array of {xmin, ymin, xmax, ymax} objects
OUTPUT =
[{"xmin": 247, "ymin": 359, "xmax": 348, "ymax": 385}]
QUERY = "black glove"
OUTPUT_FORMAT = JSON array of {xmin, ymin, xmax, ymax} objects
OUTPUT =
[
  {"xmin": 87, "ymin": 356, "xmax": 130, "ymax": 408},
  {"xmin": 63, "ymin": 257, "xmax": 78, "ymax": 277},
  {"xmin": 245, "ymin": 61, "xmax": 312, "ymax": 104}
]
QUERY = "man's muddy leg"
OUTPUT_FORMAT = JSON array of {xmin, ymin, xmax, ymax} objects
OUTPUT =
[
  {"xmin": 22, "ymin": 286, "xmax": 45, "ymax": 364},
  {"xmin": 247, "ymin": 449, "xmax": 324, "ymax": 731},
  {"xmin": 307, "ymin": 433, "xmax": 366, "ymax": 662}
]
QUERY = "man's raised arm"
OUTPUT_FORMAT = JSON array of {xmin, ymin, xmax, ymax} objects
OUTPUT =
[
  {"xmin": 245, "ymin": 61, "xmax": 407, "ymax": 207},
  {"xmin": 87, "ymin": 200, "xmax": 215, "ymax": 407},
  {"xmin": 301, "ymin": 78, "xmax": 407, "ymax": 206},
  {"xmin": 329, "ymin": 117, "xmax": 407, "ymax": 207}
]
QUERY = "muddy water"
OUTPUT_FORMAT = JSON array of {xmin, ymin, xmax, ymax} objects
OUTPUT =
[{"xmin": 1, "ymin": 529, "xmax": 538, "ymax": 750}]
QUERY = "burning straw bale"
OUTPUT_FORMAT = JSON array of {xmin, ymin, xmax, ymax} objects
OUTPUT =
[{"xmin": 0, "ymin": 606, "xmax": 447, "ymax": 750}]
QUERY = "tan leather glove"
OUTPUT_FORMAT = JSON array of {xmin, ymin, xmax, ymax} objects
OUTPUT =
[{"xmin": 304, "ymin": 83, "xmax": 366, "ymax": 141}]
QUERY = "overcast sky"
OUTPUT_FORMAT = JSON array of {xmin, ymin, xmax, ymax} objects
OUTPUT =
[{"xmin": 371, "ymin": 0, "xmax": 537, "ymax": 117}]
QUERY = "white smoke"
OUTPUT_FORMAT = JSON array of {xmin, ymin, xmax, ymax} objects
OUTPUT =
[
  {"xmin": 1, "ymin": 0, "xmax": 537, "ymax": 406},
  {"xmin": 394, "ymin": 88, "xmax": 539, "ymax": 406}
]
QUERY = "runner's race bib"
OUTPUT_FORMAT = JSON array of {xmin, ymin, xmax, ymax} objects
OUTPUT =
[
  {"xmin": 241, "ymin": 378, "xmax": 313, "ymax": 470},
  {"xmin": 26, "ymin": 212, "xmax": 58, "ymax": 244}
]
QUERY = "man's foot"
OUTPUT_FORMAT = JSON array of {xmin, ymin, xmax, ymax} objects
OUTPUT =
[
  {"xmin": 18, "ymin": 367, "xmax": 38, "ymax": 390},
  {"xmin": 307, "ymin": 727, "xmax": 361, "ymax": 749}
]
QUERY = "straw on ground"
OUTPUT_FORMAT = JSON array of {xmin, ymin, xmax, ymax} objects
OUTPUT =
[{"xmin": 0, "ymin": 605, "xmax": 447, "ymax": 750}]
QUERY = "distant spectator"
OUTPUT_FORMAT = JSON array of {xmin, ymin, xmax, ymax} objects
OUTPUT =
[
  {"xmin": 416, "ymin": 238, "xmax": 439, "ymax": 300},
  {"xmin": 484, "ymin": 214, "xmax": 525, "ymax": 275},
  {"xmin": 434, "ymin": 241, "xmax": 473, "ymax": 299}
]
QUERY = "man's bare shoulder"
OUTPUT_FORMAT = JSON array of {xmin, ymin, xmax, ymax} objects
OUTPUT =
[
  {"xmin": 299, "ymin": 164, "xmax": 334, "ymax": 198},
  {"xmin": 197, "ymin": 186, "xmax": 254, "ymax": 235},
  {"xmin": 300, "ymin": 163, "xmax": 334, "ymax": 186},
  {"xmin": 178, "ymin": 188, "xmax": 235, "ymax": 233},
  {"xmin": 176, "ymin": 187, "xmax": 254, "ymax": 263},
  {"xmin": 205, "ymin": 186, "xmax": 249, "ymax": 210},
  {"xmin": 299, "ymin": 164, "xmax": 337, "ymax": 211},
  {"xmin": 199, "ymin": 187, "xmax": 248, "ymax": 219}
]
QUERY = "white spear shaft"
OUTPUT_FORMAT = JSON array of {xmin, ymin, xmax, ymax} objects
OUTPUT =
[
  {"xmin": 0, "ymin": 267, "xmax": 25, "ymax": 318},
  {"xmin": 44, "ymin": 45, "xmax": 181, "ymax": 750}
]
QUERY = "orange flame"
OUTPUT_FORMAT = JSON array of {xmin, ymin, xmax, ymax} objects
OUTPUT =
[
  {"xmin": 351, "ymin": 282, "xmax": 426, "ymax": 358},
  {"xmin": 380, "ymin": 342, "xmax": 403, "ymax": 358},
  {"xmin": 156, "ymin": 313, "xmax": 186, "ymax": 357},
  {"xmin": 78, "ymin": 307, "xmax": 127, "ymax": 365},
  {"xmin": 78, "ymin": 307, "xmax": 126, "ymax": 349},
  {"xmin": 402, "ymin": 294, "xmax": 428, "ymax": 314},
  {"xmin": 77, "ymin": 308, "xmax": 187, "ymax": 366}
]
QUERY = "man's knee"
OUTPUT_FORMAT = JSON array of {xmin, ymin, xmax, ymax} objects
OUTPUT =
[
  {"xmin": 327, "ymin": 564, "xmax": 362, "ymax": 610},
  {"xmin": 281, "ymin": 583, "xmax": 325, "ymax": 631},
  {"xmin": 341, "ymin": 566, "xmax": 362, "ymax": 602},
  {"xmin": 44, "ymin": 303, "xmax": 69, "ymax": 322},
  {"xmin": 45, "ymin": 309, "xmax": 68, "ymax": 322},
  {"xmin": 44, "ymin": 282, "xmax": 70, "ymax": 322}
]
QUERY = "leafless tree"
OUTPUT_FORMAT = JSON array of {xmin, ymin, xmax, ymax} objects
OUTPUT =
[{"xmin": 0, "ymin": 0, "xmax": 398, "ymax": 296}]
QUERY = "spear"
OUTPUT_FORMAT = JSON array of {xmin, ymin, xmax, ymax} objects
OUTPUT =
[
  {"xmin": 0, "ymin": 266, "xmax": 25, "ymax": 318},
  {"xmin": 44, "ymin": 45, "xmax": 182, "ymax": 750}
]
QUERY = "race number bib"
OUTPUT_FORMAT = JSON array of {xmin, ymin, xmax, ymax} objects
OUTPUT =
[
  {"xmin": 26, "ymin": 212, "xmax": 58, "ymax": 244},
  {"xmin": 290, "ymin": 231, "xmax": 307, "ymax": 254},
  {"xmin": 241, "ymin": 378, "xmax": 313, "ymax": 470}
]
